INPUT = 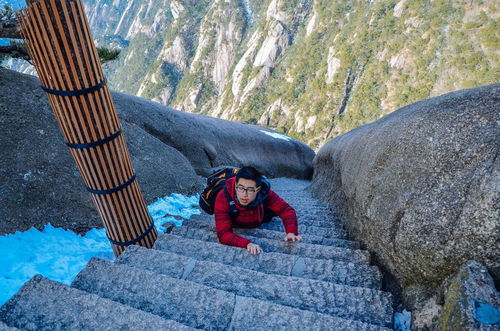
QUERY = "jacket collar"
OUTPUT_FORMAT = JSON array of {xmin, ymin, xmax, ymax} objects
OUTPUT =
[{"xmin": 226, "ymin": 176, "xmax": 271, "ymax": 208}]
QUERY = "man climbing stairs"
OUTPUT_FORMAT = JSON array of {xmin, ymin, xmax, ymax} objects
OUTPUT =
[{"xmin": 0, "ymin": 178, "xmax": 394, "ymax": 330}]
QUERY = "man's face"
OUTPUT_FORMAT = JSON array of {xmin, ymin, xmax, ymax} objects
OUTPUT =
[{"xmin": 235, "ymin": 178, "xmax": 260, "ymax": 206}]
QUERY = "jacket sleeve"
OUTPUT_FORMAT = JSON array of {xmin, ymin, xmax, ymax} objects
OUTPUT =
[
  {"xmin": 214, "ymin": 189, "xmax": 251, "ymax": 249},
  {"xmin": 265, "ymin": 190, "xmax": 299, "ymax": 235}
]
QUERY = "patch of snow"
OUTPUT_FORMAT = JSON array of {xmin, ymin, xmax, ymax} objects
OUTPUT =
[
  {"xmin": 0, "ymin": 193, "xmax": 200, "ymax": 306},
  {"xmin": 147, "ymin": 193, "xmax": 200, "ymax": 232},
  {"xmin": 394, "ymin": 309, "xmax": 412, "ymax": 331},
  {"xmin": 0, "ymin": 0, "xmax": 24, "ymax": 10},
  {"xmin": 260, "ymin": 130, "xmax": 292, "ymax": 141},
  {"xmin": 0, "ymin": 224, "xmax": 114, "ymax": 306}
]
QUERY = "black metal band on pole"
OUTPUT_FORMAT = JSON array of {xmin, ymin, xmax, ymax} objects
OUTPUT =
[
  {"xmin": 105, "ymin": 221, "xmax": 156, "ymax": 247},
  {"xmin": 40, "ymin": 78, "xmax": 107, "ymax": 97},
  {"xmin": 86, "ymin": 174, "xmax": 137, "ymax": 195},
  {"xmin": 65, "ymin": 129, "xmax": 122, "ymax": 149}
]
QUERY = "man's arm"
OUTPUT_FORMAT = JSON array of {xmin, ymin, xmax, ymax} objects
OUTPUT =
[
  {"xmin": 214, "ymin": 189, "xmax": 251, "ymax": 248},
  {"xmin": 264, "ymin": 190, "xmax": 299, "ymax": 235}
]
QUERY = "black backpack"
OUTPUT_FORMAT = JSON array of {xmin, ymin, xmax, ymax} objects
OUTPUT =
[{"xmin": 199, "ymin": 167, "xmax": 239, "ymax": 219}]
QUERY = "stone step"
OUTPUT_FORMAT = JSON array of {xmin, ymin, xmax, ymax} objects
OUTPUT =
[
  {"xmin": 291, "ymin": 216, "xmax": 342, "ymax": 228},
  {"xmin": 0, "ymin": 321, "xmax": 18, "ymax": 331},
  {"xmin": 170, "ymin": 225, "xmax": 369, "ymax": 263},
  {"xmin": 118, "ymin": 245, "xmax": 394, "ymax": 327},
  {"xmin": 154, "ymin": 234, "xmax": 381, "ymax": 289},
  {"xmin": 72, "ymin": 258, "xmax": 234, "ymax": 330},
  {"xmin": 259, "ymin": 221, "xmax": 348, "ymax": 238},
  {"xmin": 193, "ymin": 212, "xmax": 338, "ymax": 229},
  {"xmin": 281, "ymin": 196, "xmax": 327, "ymax": 203},
  {"xmin": 287, "ymin": 201, "xmax": 330, "ymax": 208},
  {"xmin": 74, "ymin": 258, "xmax": 391, "ymax": 331},
  {"xmin": 0, "ymin": 275, "xmax": 197, "ymax": 330},
  {"xmin": 291, "ymin": 204, "xmax": 335, "ymax": 213},
  {"xmin": 173, "ymin": 220, "xmax": 360, "ymax": 249},
  {"xmin": 294, "ymin": 210, "xmax": 336, "ymax": 218},
  {"xmin": 278, "ymin": 195, "xmax": 324, "ymax": 202},
  {"xmin": 192, "ymin": 214, "xmax": 341, "ymax": 236},
  {"xmin": 268, "ymin": 178, "xmax": 310, "ymax": 188}
]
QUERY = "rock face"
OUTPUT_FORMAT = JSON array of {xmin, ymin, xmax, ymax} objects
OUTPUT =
[
  {"xmin": 438, "ymin": 261, "xmax": 499, "ymax": 331},
  {"xmin": 113, "ymin": 89, "xmax": 315, "ymax": 178},
  {"xmin": 308, "ymin": 84, "xmax": 500, "ymax": 305},
  {"xmin": 0, "ymin": 68, "xmax": 204, "ymax": 235},
  {"xmin": 0, "ymin": 68, "xmax": 314, "ymax": 235}
]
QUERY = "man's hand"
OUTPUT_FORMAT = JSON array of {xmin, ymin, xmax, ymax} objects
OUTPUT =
[
  {"xmin": 246, "ymin": 243, "xmax": 262, "ymax": 255},
  {"xmin": 284, "ymin": 233, "xmax": 303, "ymax": 242}
]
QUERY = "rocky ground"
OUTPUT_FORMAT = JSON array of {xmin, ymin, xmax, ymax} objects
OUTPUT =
[{"xmin": 1, "ymin": 178, "xmax": 395, "ymax": 330}]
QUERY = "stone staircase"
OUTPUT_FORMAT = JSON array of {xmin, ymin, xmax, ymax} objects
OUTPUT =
[{"xmin": 0, "ymin": 178, "xmax": 394, "ymax": 330}]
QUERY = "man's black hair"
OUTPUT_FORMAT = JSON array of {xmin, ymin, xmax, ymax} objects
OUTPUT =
[{"xmin": 236, "ymin": 166, "xmax": 262, "ymax": 187}]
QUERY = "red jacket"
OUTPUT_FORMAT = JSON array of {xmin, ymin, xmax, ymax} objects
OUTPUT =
[{"xmin": 214, "ymin": 176, "xmax": 298, "ymax": 248}]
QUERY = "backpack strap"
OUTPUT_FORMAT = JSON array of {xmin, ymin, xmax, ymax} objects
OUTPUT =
[{"xmin": 224, "ymin": 186, "xmax": 239, "ymax": 222}]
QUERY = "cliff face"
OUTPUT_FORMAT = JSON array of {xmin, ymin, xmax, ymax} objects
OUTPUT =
[
  {"xmin": 308, "ymin": 83, "xmax": 500, "ymax": 311},
  {"xmin": 76, "ymin": 0, "xmax": 499, "ymax": 149}
]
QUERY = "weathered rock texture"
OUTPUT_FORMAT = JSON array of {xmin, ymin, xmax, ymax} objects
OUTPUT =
[
  {"xmin": 0, "ymin": 68, "xmax": 202, "ymax": 235},
  {"xmin": 438, "ymin": 261, "xmax": 499, "ymax": 331},
  {"xmin": 0, "ymin": 68, "xmax": 314, "ymax": 235},
  {"xmin": 113, "ymin": 90, "xmax": 315, "ymax": 178},
  {"xmin": 308, "ymin": 84, "xmax": 500, "ymax": 306}
]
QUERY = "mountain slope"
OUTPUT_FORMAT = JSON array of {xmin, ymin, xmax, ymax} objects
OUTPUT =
[{"xmin": 6, "ymin": 0, "xmax": 498, "ymax": 149}]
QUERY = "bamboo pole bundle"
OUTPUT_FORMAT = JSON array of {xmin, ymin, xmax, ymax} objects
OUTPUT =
[{"xmin": 17, "ymin": 0, "xmax": 157, "ymax": 256}]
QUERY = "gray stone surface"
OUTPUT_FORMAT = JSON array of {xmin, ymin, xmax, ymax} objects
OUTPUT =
[
  {"xmin": 2, "ymin": 178, "xmax": 395, "ymax": 330},
  {"xmin": 0, "ymin": 275, "xmax": 196, "ymax": 330},
  {"xmin": 0, "ymin": 322, "xmax": 18, "ymax": 331},
  {"xmin": 174, "ymin": 217, "xmax": 360, "ymax": 248},
  {"xmin": 72, "ymin": 258, "xmax": 235, "ymax": 330},
  {"xmin": 74, "ymin": 258, "xmax": 389, "ymax": 330},
  {"xmin": 154, "ymin": 234, "xmax": 381, "ymax": 288},
  {"xmin": 231, "ymin": 296, "xmax": 392, "ymax": 331},
  {"xmin": 118, "ymin": 245, "xmax": 393, "ymax": 326},
  {"xmin": 0, "ymin": 68, "xmax": 203, "ymax": 235},
  {"xmin": 438, "ymin": 261, "xmax": 500, "ymax": 331},
  {"xmin": 267, "ymin": 177, "xmax": 311, "ymax": 191},
  {"xmin": 259, "ymin": 220, "xmax": 347, "ymax": 238},
  {"xmin": 309, "ymin": 84, "xmax": 500, "ymax": 304},
  {"xmin": 171, "ymin": 225, "xmax": 368, "ymax": 262},
  {"xmin": 113, "ymin": 89, "xmax": 315, "ymax": 179},
  {"xmin": 194, "ymin": 208, "xmax": 340, "ymax": 229}
]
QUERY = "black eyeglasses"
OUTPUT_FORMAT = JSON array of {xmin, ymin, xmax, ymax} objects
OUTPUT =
[{"xmin": 235, "ymin": 185, "xmax": 258, "ymax": 194}]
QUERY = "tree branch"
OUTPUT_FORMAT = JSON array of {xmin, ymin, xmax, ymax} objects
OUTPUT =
[
  {"xmin": 0, "ymin": 45, "xmax": 30, "ymax": 61},
  {"xmin": 0, "ymin": 18, "xmax": 22, "ymax": 39}
]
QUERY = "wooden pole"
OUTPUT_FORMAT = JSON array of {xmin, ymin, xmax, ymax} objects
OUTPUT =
[{"xmin": 17, "ymin": 0, "xmax": 157, "ymax": 256}]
